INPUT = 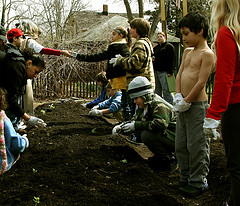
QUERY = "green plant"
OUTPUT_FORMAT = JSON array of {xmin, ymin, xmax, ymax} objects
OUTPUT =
[
  {"xmin": 33, "ymin": 196, "xmax": 40, "ymax": 206},
  {"xmin": 32, "ymin": 168, "xmax": 38, "ymax": 173}
]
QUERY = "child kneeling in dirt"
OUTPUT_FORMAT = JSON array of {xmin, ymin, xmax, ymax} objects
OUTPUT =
[
  {"xmin": 112, "ymin": 76, "xmax": 177, "ymax": 174},
  {"xmin": 0, "ymin": 88, "xmax": 28, "ymax": 174},
  {"xmin": 89, "ymin": 82, "xmax": 123, "ymax": 121},
  {"xmin": 82, "ymin": 71, "xmax": 109, "ymax": 109}
]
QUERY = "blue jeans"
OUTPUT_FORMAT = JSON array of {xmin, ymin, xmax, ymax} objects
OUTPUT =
[{"xmin": 154, "ymin": 71, "xmax": 173, "ymax": 104}]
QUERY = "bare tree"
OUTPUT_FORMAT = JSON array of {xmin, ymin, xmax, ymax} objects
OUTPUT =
[
  {"xmin": 13, "ymin": 0, "xmax": 87, "ymax": 45},
  {"xmin": 122, "ymin": 0, "xmax": 159, "ymax": 40},
  {"xmin": 1, "ymin": 0, "xmax": 26, "ymax": 29}
]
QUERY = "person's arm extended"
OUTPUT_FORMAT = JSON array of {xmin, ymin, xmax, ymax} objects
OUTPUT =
[
  {"xmin": 40, "ymin": 48, "xmax": 72, "ymax": 57},
  {"xmin": 184, "ymin": 50, "xmax": 214, "ymax": 103}
]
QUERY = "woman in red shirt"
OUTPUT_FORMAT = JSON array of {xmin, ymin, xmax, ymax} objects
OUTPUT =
[{"xmin": 204, "ymin": 0, "xmax": 240, "ymax": 205}]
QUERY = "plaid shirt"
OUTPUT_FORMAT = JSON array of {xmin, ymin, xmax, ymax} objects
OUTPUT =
[{"xmin": 117, "ymin": 38, "xmax": 155, "ymax": 91}]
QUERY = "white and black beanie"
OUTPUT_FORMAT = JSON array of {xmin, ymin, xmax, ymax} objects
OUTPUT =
[{"xmin": 128, "ymin": 76, "xmax": 153, "ymax": 99}]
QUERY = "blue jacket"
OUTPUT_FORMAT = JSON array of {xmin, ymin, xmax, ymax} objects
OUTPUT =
[
  {"xmin": 86, "ymin": 86, "xmax": 108, "ymax": 107},
  {"xmin": 0, "ymin": 116, "xmax": 27, "ymax": 171},
  {"xmin": 98, "ymin": 91, "xmax": 122, "ymax": 113}
]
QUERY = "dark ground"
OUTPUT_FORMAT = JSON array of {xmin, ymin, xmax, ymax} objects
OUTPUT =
[{"xmin": 0, "ymin": 100, "xmax": 230, "ymax": 206}]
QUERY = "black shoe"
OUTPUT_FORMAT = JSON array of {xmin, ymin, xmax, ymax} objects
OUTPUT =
[
  {"xmin": 172, "ymin": 181, "xmax": 188, "ymax": 189},
  {"xmin": 179, "ymin": 183, "xmax": 208, "ymax": 197}
]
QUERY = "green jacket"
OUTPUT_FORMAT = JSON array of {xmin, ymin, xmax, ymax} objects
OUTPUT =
[
  {"xmin": 116, "ymin": 38, "xmax": 155, "ymax": 91},
  {"xmin": 133, "ymin": 93, "xmax": 176, "ymax": 142}
]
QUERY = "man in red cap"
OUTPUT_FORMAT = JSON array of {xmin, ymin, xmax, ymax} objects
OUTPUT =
[
  {"xmin": 1, "ymin": 28, "xmax": 25, "ymax": 132},
  {"xmin": 7, "ymin": 28, "xmax": 24, "ymax": 49}
]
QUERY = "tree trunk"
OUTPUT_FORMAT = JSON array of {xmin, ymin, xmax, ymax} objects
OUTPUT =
[
  {"xmin": 149, "ymin": 6, "xmax": 161, "ymax": 40},
  {"xmin": 123, "ymin": 0, "xmax": 133, "ymax": 22},
  {"xmin": 1, "ymin": 4, "xmax": 6, "ymax": 26},
  {"xmin": 137, "ymin": 0, "xmax": 144, "ymax": 18}
]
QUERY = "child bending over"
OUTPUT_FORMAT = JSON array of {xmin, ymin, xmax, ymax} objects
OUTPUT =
[
  {"xmin": 89, "ymin": 82, "xmax": 122, "ymax": 121},
  {"xmin": 82, "ymin": 71, "xmax": 109, "ymax": 109}
]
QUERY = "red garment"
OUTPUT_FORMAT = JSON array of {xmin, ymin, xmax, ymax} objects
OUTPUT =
[
  {"xmin": 207, "ymin": 26, "xmax": 240, "ymax": 120},
  {"xmin": 40, "ymin": 48, "xmax": 61, "ymax": 56}
]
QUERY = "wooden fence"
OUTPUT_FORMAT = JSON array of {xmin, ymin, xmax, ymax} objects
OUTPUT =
[{"xmin": 33, "ymin": 41, "xmax": 108, "ymax": 100}]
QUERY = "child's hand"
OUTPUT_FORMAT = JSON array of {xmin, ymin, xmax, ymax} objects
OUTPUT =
[
  {"xmin": 89, "ymin": 109, "xmax": 102, "ymax": 116},
  {"xmin": 60, "ymin": 50, "xmax": 73, "ymax": 58},
  {"xmin": 92, "ymin": 105, "xmax": 99, "ymax": 110},
  {"xmin": 121, "ymin": 121, "xmax": 135, "ymax": 133},
  {"xmin": 203, "ymin": 118, "xmax": 221, "ymax": 139},
  {"xmin": 81, "ymin": 103, "xmax": 87, "ymax": 108},
  {"xmin": 27, "ymin": 116, "xmax": 47, "ymax": 128},
  {"xmin": 173, "ymin": 93, "xmax": 184, "ymax": 106},
  {"xmin": 173, "ymin": 99, "xmax": 191, "ymax": 112},
  {"xmin": 22, "ymin": 134, "xmax": 29, "ymax": 148},
  {"xmin": 109, "ymin": 54, "xmax": 121, "ymax": 67}
]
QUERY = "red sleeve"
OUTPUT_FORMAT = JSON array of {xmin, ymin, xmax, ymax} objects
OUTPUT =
[
  {"xmin": 207, "ymin": 26, "xmax": 238, "ymax": 120},
  {"xmin": 40, "ymin": 48, "xmax": 61, "ymax": 56}
]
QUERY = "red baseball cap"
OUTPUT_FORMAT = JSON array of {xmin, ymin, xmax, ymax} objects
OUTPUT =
[{"xmin": 7, "ymin": 28, "xmax": 23, "ymax": 40}]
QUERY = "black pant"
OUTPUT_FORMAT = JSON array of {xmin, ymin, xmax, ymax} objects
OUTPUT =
[{"xmin": 221, "ymin": 103, "xmax": 240, "ymax": 206}]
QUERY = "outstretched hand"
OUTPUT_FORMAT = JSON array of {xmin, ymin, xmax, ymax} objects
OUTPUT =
[{"xmin": 60, "ymin": 50, "xmax": 73, "ymax": 58}]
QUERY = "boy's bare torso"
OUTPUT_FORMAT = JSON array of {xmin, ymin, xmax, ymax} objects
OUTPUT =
[{"xmin": 181, "ymin": 47, "xmax": 213, "ymax": 102}]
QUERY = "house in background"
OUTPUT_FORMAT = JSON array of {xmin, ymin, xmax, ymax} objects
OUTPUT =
[{"xmin": 65, "ymin": 7, "xmax": 180, "ymax": 68}]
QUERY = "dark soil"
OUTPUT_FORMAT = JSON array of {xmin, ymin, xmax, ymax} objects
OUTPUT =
[{"xmin": 0, "ymin": 100, "xmax": 230, "ymax": 206}]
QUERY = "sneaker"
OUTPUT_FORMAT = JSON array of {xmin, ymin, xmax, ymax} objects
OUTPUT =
[
  {"xmin": 179, "ymin": 183, "xmax": 208, "ymax": 197},
  {"xmin": 125, "ymin": 133, "xmax": 143, "ymax": 145},
  {"xmin": 172, "ymin": 181, "xmax": 188, "ymax": 189}
]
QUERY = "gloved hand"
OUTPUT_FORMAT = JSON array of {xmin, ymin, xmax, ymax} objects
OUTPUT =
[
  {"xmin": 27, "ymin": 116, "xmax": 47, "ymax": 128},
  {"xmin": 122, "ymin": 121, "xmax": 135, "ymax": 133},
  {"xmin": 112, "ymin": 122, "xmax": 126, "ymax": 136},
  {"xmin": 22, "ymin": 134, "xmax": 29, "ymax": 148},
  {"xmin": 203, "ymin": 118, "xmax": 221, "ymax": 139},
  {"xmin": 173, "ymin": 99, "xmax": 191, "ymax": 112},
  {"xmin": 109, "ymin": 54, "xmax": 121, "ymax": 67},
  {"xmin": 89, "ymin": 109, "xmax": 103, "ymax": 116},
  {"xmin": 81, "ymin": 103, "xmax": 87, "ymax": 108},
  {"xmin": 92, "ymin": 105, "xmax": 99, "ymax": 110},
  {"xmin": 173, "ymin": 93, "xmax": 184, "ymax": 106},
  {"xmin": 112, "ymin": 125, "xmax": 122, "ymax": 136}
]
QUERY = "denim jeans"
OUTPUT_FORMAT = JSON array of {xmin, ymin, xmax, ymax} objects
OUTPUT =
[{"xmin": 154, "ymin": 71, "xmax": 173, "ymax": 104}]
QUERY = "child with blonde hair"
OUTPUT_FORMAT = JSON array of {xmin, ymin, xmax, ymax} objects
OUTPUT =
[{"xmin": 203, "ymin": 0, "xmax": 240, "ymax": 205}]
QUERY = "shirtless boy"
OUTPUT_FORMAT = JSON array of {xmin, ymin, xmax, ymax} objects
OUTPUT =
[{"xmin": 173, "ymin": 12, "xmax": 214, "ymax": 197}]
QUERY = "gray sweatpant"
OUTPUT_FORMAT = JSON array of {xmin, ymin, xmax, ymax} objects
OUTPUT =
[{"xmin": 175, "ymin": 101, "xmax": 210, "ymax": 188}]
